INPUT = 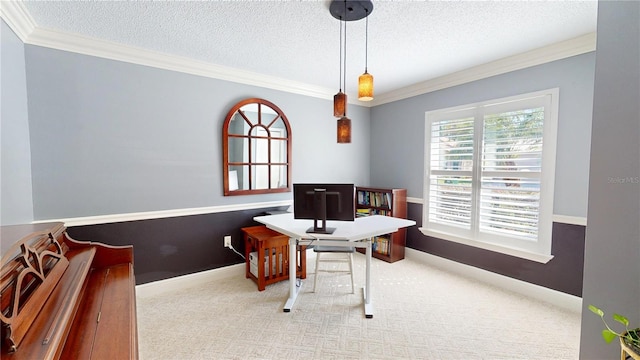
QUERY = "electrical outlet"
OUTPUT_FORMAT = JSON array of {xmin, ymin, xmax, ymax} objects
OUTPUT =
[{"xmin": 224, "ymin": 235, "xmax": 231, "ymax": 248}]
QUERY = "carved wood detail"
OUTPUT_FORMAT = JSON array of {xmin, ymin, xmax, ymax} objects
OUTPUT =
[{"xmin": 1, "ymin": 230, "xmax": 69, "ymax": 352}]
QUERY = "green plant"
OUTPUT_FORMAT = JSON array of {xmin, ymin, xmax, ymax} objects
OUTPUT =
[{"xmin": 589, "ymin": 304, "xmax": 640, "ymax": 350}]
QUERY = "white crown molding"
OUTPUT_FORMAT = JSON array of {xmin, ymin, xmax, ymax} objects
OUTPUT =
[
  {"xmin": 31, "ymin": 200, "xmax": 293, "ymax": 227},
  {"xmin": 25, "ymin": 27, "xmax": 336, "ymax": 100},
  {"xmin": 3, "ymin": 3, "xmax": 595, "ymax": 108},
  {"xmin": 371, "ymin": 32, "xmax": 597, "ymax": 106},
  {"xmin": 0, "ymin": 0, "xmax": 36, "ymax": 41}
]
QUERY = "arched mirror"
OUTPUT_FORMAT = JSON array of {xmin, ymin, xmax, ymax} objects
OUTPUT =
[{"xmin": 223, "ymin": 98, "xmax": 292, "ymax": 196}]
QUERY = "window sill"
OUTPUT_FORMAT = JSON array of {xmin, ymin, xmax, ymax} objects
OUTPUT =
[{"xmin": 418, "ymin": 228, "xmax": 554, "ymax": 264}]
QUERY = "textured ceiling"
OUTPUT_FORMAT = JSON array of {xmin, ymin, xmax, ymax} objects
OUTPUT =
[{"xmin": 20, "ymin": 0, "xmax": 598, "ymax": 101}]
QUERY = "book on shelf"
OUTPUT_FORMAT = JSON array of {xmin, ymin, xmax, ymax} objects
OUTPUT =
[
  {"xmin": 356, "ymin": 208, "xmax": 371, "ymax": 217},
  {"xmin": 373, "ymin": 193, "xmax": 380, "ymax": 207},
  {"xmin": 372, "ymin": 235, "xmax": 391, "ymax": 256},
  {"xmin": 357, "ymin": 190, "xmax": 370, "ymax": 206},
  {"xmin": 357, "ymin": 190, "xmax": 392, "ymax": 209},
  {"xmin": 355, "ymin": 186, "xmax": 406, "ymax": 262}
]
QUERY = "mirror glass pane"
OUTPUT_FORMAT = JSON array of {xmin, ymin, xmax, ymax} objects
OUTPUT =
[
  {"xmin": 228, "ymin": 137, "xmax": 248, "ymax": 163},
  {"xmin": 269, "ymin": 118, "xmax": 288, "ymax": 138},
  {"xmin": 229, "ymin": 165, "xmax": 250, "ymax": 191},
  {"xmin": 228, "ymin": 112, "xmax": 248, "ymax": 135},
  {"xmin": 241, "ymin": 109, "xmax": 259, "ymax": 124},
  {"xmin": 271, "ymin": 139, "xmax": 287, "ymax": 164},
  {"xmin": 251, "ymin": 165, "xmax": 270, "ymax": 190},
  {"xmin": 250, "ymin": 127, "xmax": 269, "ymax": 164},
  {"xmin": 253, "ymin": 138, "xmax": 269, "ymax": 163},
  {"xmin": 271, "ymin": 165, "xmax": 288, "ymax": 188}
]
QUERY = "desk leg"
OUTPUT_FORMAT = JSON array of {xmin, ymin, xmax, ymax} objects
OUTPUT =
[
  {"xmin": 284, "ymin": 237, "xmax": 300, "ymax": 312},
  {"xmin": 363, "ymin": 237, "xmax": 374, "ymax": 318}
]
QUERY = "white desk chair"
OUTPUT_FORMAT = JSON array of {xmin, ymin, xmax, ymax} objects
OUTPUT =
[{"xmin": 312, "ymin": 245, "xmax": 355, "ymax": 294}]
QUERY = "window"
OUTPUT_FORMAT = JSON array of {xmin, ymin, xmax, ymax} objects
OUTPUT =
[{"xmin": 422, "ymin": 89, "xmax": 558, "ymax": 262}]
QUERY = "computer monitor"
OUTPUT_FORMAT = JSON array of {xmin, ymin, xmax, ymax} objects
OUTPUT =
[{"xmin": 293, "ymin": 183, "xmax": 355, "ymax": 234}]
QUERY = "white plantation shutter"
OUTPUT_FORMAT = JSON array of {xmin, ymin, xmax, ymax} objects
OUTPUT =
[
  {"xmin": 423, "ymin": 89, "xmax": 558, "ymax": 259},
  {"xmin": 479, "ymin": 107, "xmax": 543, "ymax": 241},
  {"xmin": 428, "ymin": 115, "xmax": 474, "ymax": 236}
]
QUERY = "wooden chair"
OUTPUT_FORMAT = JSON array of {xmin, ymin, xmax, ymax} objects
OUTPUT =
[{"xmin": 312, "ymin": 245, "xmax": 355, "ymax": 294}]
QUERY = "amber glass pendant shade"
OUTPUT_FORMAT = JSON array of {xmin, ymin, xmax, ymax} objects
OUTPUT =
[
  {"xmin": 358, "ymin": 71, "xmax": 374, "ymax": 101},
  {"xmin": 334, "ymin": 91, "xmax": 347, "ymax": 117},
  {"xmin": 337, "ymin": 116, "xmax": 351, "ymax": 143}
]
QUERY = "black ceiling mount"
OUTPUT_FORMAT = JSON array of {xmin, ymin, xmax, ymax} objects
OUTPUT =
[{"xmin": 329, "ymin": 0, "xmax": 374, "ymax": 21}]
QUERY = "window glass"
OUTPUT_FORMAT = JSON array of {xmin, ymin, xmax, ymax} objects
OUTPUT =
[{"xmin": 423, "ymin": 89, "xmax": 558, "ymax": 258}]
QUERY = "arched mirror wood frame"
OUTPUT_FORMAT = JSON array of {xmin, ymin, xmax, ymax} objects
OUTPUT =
[{"xmin": 223, "ymin": 98, "xmax": 292, "ymax": 196}]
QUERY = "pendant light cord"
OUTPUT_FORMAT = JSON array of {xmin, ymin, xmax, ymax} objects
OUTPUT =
[
  {"xmin": 343, "ymin": 0, "xmax": 347, "ymax": 96},
  {"xmin": 365, "ymin": 9, "xmax": 369, "ymax": 72},
  {"xmin": 338, "ymin": 16, "xmax": 343, "ymax": 92}
]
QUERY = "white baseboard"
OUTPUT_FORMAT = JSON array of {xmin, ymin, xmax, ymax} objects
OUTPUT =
[
  {"xmin": 405, "ymin": 248, "xmax": 582, "ymax": 314},
  {"xmin": 136, "ymin": 248, "xmax": 317, "ymax": 299},
  {"xmin": 135, "ymin": 263, "xmax": 245, "ymax": 299}
]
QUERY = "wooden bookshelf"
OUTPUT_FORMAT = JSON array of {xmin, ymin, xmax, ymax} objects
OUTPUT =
[{"xmin": 355, "ymin": 187, "xmax": 407, "ymax": 262}]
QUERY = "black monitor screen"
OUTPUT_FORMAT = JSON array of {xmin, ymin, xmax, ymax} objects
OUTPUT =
[{"xmin": 293, "ymin": 183, "xmax": 355, "ymax": 234}]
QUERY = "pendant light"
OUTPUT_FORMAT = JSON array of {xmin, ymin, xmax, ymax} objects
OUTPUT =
[
  {"xmin": 333, "ymin": 13, "xmax": 346, "ymax": 117},
  {"xmin": 358, "ymin": 9, "xmax": 374, "ymax": 101},
  {"xmin": 329, "ymin": 0, "xmax": 373, "ymax": 143},
  {"xmin": 337, "ymin": 116, "xmax": 351, "ymax": 143}
]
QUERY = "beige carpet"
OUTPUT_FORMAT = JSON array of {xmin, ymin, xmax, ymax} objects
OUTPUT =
[{"xmin": 137, "ymin": 253, "xmax": 580, "ymax": 359}]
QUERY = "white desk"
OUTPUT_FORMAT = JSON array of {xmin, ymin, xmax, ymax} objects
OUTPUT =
[{"xmin": 253, "ymin": 213, "xmax": 416, "ymax": 318}]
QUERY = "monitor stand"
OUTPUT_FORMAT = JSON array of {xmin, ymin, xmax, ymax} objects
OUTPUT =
[
  {"xmin": 305, "ymin": 189, "xmax": 336, "ymax": 234},
  {"xmin": 306, "ymin": 220, "xmax": 336, "ymax": 235}
]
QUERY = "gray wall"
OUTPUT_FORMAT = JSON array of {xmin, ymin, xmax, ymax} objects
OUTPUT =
[
  {"xmin": 407, "ymin": 203, "xmax": 586, "ymax": 297},
  {"xmin": 580, "ymin": 1, "xmax": 640, "ymax": 359},
  {"xmin": 370, "ymin": 52, "xmax": 595, "ymax": 218},
  {"xmin": 1, "ymin": 20, "xmax": 34, "ymax": 225},
  {"xmin": 66, "ymin": 206, "xmax": 285, "ymax": 285},
  {"xmin": 23, "ymin": 45, "xmax": 370, "ymax": 220},
  {"xmin": 368, "ymin": 50, "xmax": 595, "ymax": 296}
]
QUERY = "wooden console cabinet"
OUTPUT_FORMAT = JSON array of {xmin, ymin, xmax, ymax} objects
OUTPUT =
[{"xmin": 242, "ymin": 226, "xmax": 306, "ymax": 291}]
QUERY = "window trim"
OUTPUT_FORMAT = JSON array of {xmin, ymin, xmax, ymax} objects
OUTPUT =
[{"xmin": 420, "ymin": 88, "xmax": 559, "ymax": 263}]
